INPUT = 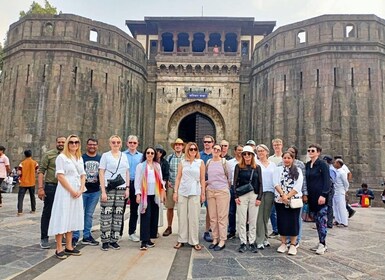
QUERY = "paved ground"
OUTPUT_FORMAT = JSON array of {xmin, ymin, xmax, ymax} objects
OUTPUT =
[{"xmin": 1, "ymin": 192, "xmax": 385, "ymax": 280}]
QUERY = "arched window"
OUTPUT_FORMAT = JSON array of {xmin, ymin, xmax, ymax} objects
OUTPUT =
[
  {"xmin": 297, "ymin": 31, "xmax": 306, "ymax": 44},
  {"xmin": 224, "ymin": 33, "xmax": 237, "ymax": 52},
  {"xmin": 90, "ymin": 29, "xmax": 98, "ymax": 42},
  {"xmin": 192, "ymin": 33, "xmax": 205, "ymax": 52},
  {"xmin": 177, "ymin": 32, "xmax": 189, "ymax": 52},
  {"xmin": 161, "ymin": 32, "xmax": 174, "ymax": 52},
  {"xmin": 43, "ymin": 22, "xmax": 53, "ymax": 36},
  {"xmin": 346, "ymin": 24, "xmax": 355, "ymax": 38}
]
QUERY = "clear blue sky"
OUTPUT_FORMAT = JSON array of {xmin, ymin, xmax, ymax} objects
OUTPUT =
[{"xmin": 1, "ymin": 0, "xmax": 385, "ymax": 43}]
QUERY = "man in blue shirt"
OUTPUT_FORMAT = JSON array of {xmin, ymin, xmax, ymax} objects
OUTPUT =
[{"xmin": 121, "ymin": 135, "xmax": 142, "ymax": 242}]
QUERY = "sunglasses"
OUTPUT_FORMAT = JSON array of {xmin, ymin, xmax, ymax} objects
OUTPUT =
[
  {"xmin": 213, "ymin": 148, "xmax": 221, "ymax": 152},
  {"xmin": 221, "ymin": 145, "xmax": 228, "ymax": 147},
  {"xmin": 242, "ymin": 152, "xmax": 253, "ymax": 156},
  {"xmin": 204, "ymin": 141, "xmax": 212, "ymax": 143},
  {"xmin": 146, "ymin": 151, "xmax": 155, "ymax": 155},
  {"xmin": 128, "ymin": 142, "xmax": 137, "ymax": 144},
  {"xmin": 189, "ymin": 148, "xmax": 198, "ymax": 151},
  {"xmin": 69, "ymin": 141, "xmax": 80, "ymax": 145},
  {"xmin": 111, "ymin": 141, "xmax": 121, "ymax": 145},
  {"xmin": 307, "ymin": 149, "xmax": 317, "ymax": 153}
]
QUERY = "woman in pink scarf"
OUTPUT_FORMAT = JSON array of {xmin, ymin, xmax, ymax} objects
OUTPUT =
[{"xmin": 135, "ymin": 146, "xmax": 165, "ymax": 250}]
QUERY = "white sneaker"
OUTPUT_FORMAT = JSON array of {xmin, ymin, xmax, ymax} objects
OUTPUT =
[
  {"xmin": 288, "ymin": 245, "xmax": 297, "ymax": 255},
  {"xmin": 277, "ymin": 243, "xmax": 287, "ymax": 253},
  {"xmin": 263, "ymin": 240, "xmax": 270, "ymax": 247},
  {"xmin": 128, "ymin": 234, "xmax": 140, "ymax": 242},
  {"xmin": 315, "ymin": 243, "xmax": 327, "ymax": 255},
  {"xmin": 257, "ymin": 244, "xmax": 264, "ymax": 250}
]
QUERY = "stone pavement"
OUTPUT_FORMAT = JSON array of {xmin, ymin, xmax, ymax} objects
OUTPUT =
[{"xmin": 1, "ymin": 192, "xmax": 385, "ymax": 280}]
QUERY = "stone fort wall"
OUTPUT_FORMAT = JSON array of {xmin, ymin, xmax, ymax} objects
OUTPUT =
[
  {"xmin": 250, "ymin": 14, "xmax": 385, "ymax": 186},
  {"xmin": 0, "ymin": 14, "xmax": 148, "ymax": 162}
]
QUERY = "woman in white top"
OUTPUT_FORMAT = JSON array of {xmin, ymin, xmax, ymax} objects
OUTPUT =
[
  {"xmin": 173, "ymin": 142, "xmax": 205, "ymax": 251},
  {"xmin": 48, "ymin": 134, "xmax": 86, "ymax": 259},
  {"xmin": 135, "ymin": 146, "xmax": 165, "ymax": 250},
  {"xmin": 99, "ymin": 135, "xmax": 130, "ymax": 251},
  {"xmin": 273, "ymin": 151, "xmax": 303, "ymax": 256},
  {"xmin": 255, "ymin": 144, "xmax": 276, "ymax": 249}
]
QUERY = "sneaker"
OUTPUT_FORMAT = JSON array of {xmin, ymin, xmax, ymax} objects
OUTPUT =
[
  {"xmin": 140, "ymin": 243, "xmax": 148, "ymax": 250},
  {"xmin": 128, "ymin": 233, "xmax": 140, "ymax": 242},
  {"xmin": 249, "ymin": 243, "xmax": 258, "ymax": 253},
  {"xmin": 64, "ymin": 247, "xmax": 81, "ymax": 256},
  {"xmin": 257, "ymin": 244, "xmax": 264, "ymax": 250},
  {"xmin": 269, "ymin": 231, "xmax": 279, "ymax": 237},
  {"xmin": 109, "ymin": 242, "xmax": 121, "ymax": 250},
  {"xmin": 348, "ymin": 209, "xmax": 356, "ymax": 218},
  {"xmin": 203, "ymin": 231, "xmax": 213, "ymax": 242},
  {"xmin": 288, "ymin": 245, "xmax": 297, "ymax": 255},
  {"xmin": 277, "ymin": 243, "xmax": 288, "ymax": 253},
  {"xmin": 17, "ymin": 212, "xmax": 23, "ymax": 216},
  {"xmin": 227, "ymin": 232, "xmax": 236, "ymax": 240},
  {"xmin": 263, "ymin": 240, "xmax": 271, "ymax": 247},
  {"xmin": 82, "ymin": 236, "xmax": 99, "ymax": 246},
  {"xmin": 40, "ymin": 238, "xmax": 50, "ymax": 249},
  {"xmin": 55, "ymin": 250, "xmax": 67, "ymax": 259},
  {"xmin": 238, "ymin": 243, "xmax": 247, "ymax": 253},
  {"xmin": 101, "ymin": 242, "xmax": 109, "ymax": 251},
  {"xmin": 162, "ymin": 227, "xmax": 172, "ymax": 237},
  {"xmin": 313, "ymin": 243, "xmax": 327, "ymax": 255},
  {"xmin": 146, "ymin": 241, "xmax": 155, "ymax": 248}
]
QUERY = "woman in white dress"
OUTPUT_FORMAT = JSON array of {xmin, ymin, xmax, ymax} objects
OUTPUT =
[{"xmin": 48, "ymin": 134, "xmax": 86, "ymax": 259}]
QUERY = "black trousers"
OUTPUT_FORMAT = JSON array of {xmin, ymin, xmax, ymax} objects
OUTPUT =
[
  {"xmin": 18, "ymin": 186, "xmax": 36, "ymax": 213},
  {"xmin": 140, "ymin": 195, "xmax": 159, "ymax": 243},
  {"xmin": 120, "ymin": 180, "xmax": 140, "ymax": 236},
  {"xmin": 40, "ymin": 183, "xmax": 57, "ymax": 240}
]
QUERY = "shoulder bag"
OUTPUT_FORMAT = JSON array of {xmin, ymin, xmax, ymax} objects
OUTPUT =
[
  {"xmin": 106, "ymin": 153, "xmax": 125, "ymax": 192},
  {"xmin": 289, "ymin": 197, "xmax": 303, "ymax": 209},
  {"xmin": 236, "ymin": 169, "xmax": 254, "ymax": 196}
]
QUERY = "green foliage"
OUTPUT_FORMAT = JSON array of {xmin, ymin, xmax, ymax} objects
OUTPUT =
[{"xmin": 19, "ymin": 0, "xmax": 58, "ymax": 18}]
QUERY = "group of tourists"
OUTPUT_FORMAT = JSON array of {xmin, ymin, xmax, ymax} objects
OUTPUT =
[{"xmin": 0, "ymin": 134, "xmax": 363, "ymax": 260}]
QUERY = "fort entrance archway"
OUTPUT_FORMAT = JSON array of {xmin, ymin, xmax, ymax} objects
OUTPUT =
[{"xmin": 168, "ymin": 101, "xmax": 225, "ymax": 150}]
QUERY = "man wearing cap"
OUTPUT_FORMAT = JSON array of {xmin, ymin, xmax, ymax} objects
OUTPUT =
[
  {"xmin": 122, "ymin": 135, "xmax": 142, "ymax": 242},
  {"xmin": 200, "ymin": 135, "xmax": 215, "ymax": 242},
  {"xmin": 323, "ymin": 155, "xmax": 337, "ymax": 228},
  {"xmin": 246, "ymin": 140, "xmax": 257, "ymax": 153},
  {"xmin": 163, "ymin": 138, "xmax": 184, "ymax": 236}
]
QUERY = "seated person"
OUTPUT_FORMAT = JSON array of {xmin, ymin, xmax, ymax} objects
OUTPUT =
[{"xmin": 356, "ymin": 183, "xmax": 375, "ymax": 206}]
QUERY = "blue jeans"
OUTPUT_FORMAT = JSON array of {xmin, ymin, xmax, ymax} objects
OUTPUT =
[
  {"xmin": 73, "ymin": 191, "xmax": 100, "ymax": 240},
  {"xmin": 270, "ymin": 203, "xmax": 278, "ymax": 233}
]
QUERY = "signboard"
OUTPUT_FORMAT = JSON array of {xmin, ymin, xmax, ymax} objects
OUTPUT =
[{"xmin": 186, "ymin": 92, "xmax": 208, "ymax": 99}]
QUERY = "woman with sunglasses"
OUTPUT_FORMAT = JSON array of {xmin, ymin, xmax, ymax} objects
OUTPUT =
[
  {"xmin": 135, "ymin": 147, "xmax": 165, "ymax": 250},
  {"xmin": 274, "ymin": 151, "xmax": 303, "ymax": 256},
  {"xmin": 233, "ymin": 145, "xmax": 263, "ymax": 253},
  {"xmin": 48, "ymin": 135, "xmax": 86, "ymax": 259},
  {"xmin": 99, "ymin": 135, "xmax": 130, "ymax": 251},
  {"xmin": 206, "ymin": 143, "xmax": 232, "ymax": 251},
  {"xmin": 255, "ymin": 144, "xmax": 276, "ymax": 250},
  {"xmin": 173, "ymin": 142, "xmax": 205, "ymax": 251},
  {"xmin": 305, "ymin": 143, "xmax": 331, "ymax": 255}
]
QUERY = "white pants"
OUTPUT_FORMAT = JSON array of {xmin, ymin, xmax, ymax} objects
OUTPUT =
[
  {"xmin": 236, "ymin": 191, "xmax": 259, "ymax": 244},
  {"xmin": 177, "ymin": 195, "xmax": 200, "ymax": 245},
  {"xmin": 333, "ymin": 193, "xmax": 348, "ymax": 226}
]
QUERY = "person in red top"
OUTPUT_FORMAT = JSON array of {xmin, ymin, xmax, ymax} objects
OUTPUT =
[{"xmin": 17, "ymin": 150, "xmax": 39, "ymax": 215}]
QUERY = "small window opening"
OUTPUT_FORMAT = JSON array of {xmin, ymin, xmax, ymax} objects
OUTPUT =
[
  {"xmin": 89, "ymin": 29, "xmax": 98, "ymax": 42},
  {"xmin": 298, "ymin": 31, "xmax": 306, "ymax": 43}
]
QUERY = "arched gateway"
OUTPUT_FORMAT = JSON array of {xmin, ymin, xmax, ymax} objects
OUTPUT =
[{"xmin": 168, "ymin": 101, "xmax": 226, "ymax": 150}]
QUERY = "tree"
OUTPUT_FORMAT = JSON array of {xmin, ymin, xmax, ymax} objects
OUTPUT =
[{"xmin": 19, "ymin": 0, "xmax": 58, "ymax": 18}]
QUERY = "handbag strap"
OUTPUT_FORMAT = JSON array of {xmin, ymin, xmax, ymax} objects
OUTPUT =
[
  {"xmin": 248, "ymin": 169, "xmax": 254, "ymax": 183},
  {"xmin": 108, "ymin": 152, "xmax": 122, "ymax": 176}
]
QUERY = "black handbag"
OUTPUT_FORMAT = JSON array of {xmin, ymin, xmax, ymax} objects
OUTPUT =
[
  {"xmin": 106, "ymin": 153, "xmax": 126, "ymax": 192},
  {"xmin": 236, "ymin": 169, "xmax": 254, "ymax": 196}
]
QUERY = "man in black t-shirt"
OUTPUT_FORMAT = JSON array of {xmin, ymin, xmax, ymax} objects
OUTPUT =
[{"xmin": 73, "ymin": 138, "xmax": 101, "ymax": 246}]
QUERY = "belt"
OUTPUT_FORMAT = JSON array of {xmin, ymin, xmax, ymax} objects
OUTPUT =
[{"xmin": 45, "ymin": 183, "xmax": 57, "ymax": 186}]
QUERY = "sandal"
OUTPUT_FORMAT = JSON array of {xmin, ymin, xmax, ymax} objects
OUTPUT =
[
  {"xmin": 174, "ymin": 242, "xmax": 184, "ymax": 249},
  {"xmin": 192, "ymin": 244, "xmax": 202, "ymax": 251}
]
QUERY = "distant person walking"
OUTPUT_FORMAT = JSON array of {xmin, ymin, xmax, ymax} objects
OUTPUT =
[
  {"xmin": 17, "ymin": 150, "xmax": 38, "ymax": 216},
  {"xmin": 0, "ymin": 145, "xmax": 11, "ymax": 207}
]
